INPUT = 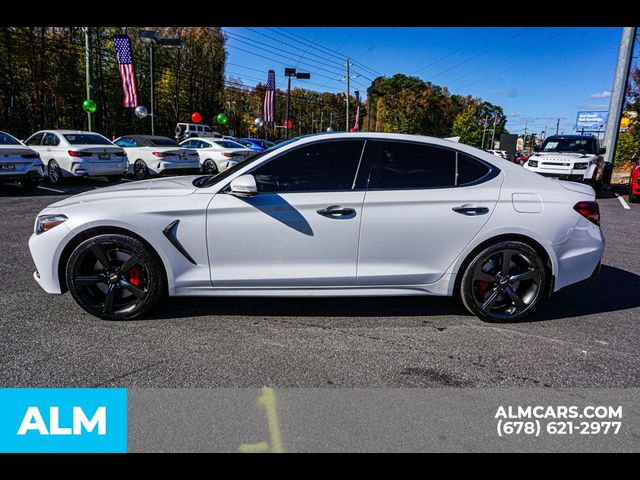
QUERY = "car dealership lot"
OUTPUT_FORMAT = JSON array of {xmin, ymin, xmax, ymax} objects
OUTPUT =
[{"xmin": 1, "ymin": 180, "xmax": 639, "ymax": 388}]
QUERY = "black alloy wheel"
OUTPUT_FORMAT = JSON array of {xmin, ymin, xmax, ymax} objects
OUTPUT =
[
  {"xmin": 134, "ymin": 160, "xmax": 149, "ymax": 180},
  {"xmin": 66, "ymin": 234, "xmax": 165, "ymax": 320},
  {"xmin": 203, "ymin": 159, "xmax": 218, "ymax": 175},
  {"xmin": 460, "ymin": 241, "xmax": 547, "ymax": 322}
]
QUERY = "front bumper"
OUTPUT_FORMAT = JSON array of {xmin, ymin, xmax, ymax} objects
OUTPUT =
[
  {"xmin": 28, "ymin": 224, "xmax": 72, "ymax": 294},
  {"xmin": 537, "ymin": 172, "xmax": 587, "ymax": 182}
]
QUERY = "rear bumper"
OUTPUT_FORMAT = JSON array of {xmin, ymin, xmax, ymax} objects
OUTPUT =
[
  {"xmin": 70, "ymin": 160, "xmax": 129, "ymax": 177},
  {"xmin": 0, "ymin": 170, "xmax": 44, "ymax": 183},
  {"xmin": 631, "ymin": 176, "xmax": 640, "ymax": 194}
]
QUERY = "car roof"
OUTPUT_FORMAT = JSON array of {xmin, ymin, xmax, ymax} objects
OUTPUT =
[
  {"xmin": 544, "ymin": 134, "xmax": 597, "ymax": 140},
  {"xmin": 120, "ymin": 135, "xmax": 175, "ymax": 145},
  {"xmin": 37, "ymin": 130, "xmax": 101, "ymax": 135}
]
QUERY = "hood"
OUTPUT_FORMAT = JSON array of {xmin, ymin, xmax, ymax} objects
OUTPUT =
[
  {"xmin": 530, "ymin": 151, "xmax": 594, "ymax": 159},
  {"xmin": 49, "ymin": 176, "xmax": 200, "ymax": 208}
]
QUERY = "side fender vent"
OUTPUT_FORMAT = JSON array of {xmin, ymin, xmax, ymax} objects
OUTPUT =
[{"xmin": 162, "ymin": 220, "xmax": 196, "ymax": 264}]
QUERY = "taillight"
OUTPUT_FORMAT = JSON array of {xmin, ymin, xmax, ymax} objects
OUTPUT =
[
  {"xmin": 573, "ymin": 201, "xmax": 600, "ymax": 226},
  {"xmin": 222, "ymin": 152, "xmax": 237, "ymax": 158},
  {"xmin": 68, "ymin": 150, "xmax": 92, "ymax": 157},
  {"xmin": 114, "ymin": 151, "xmax": 126, "ymax": 157},
  {"xmin": 21, "ymin": 153, "xmax": 40, "ymax": 159},
  {"xmin": 189, "ymin": 152, "xmax": 199, "ymax": 156},
  {"xmin": 152, "ymin": 152, "xmax": 169, "ymax": 157}
]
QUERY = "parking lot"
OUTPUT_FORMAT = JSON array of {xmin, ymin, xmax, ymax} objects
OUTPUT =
[{"xmin": 1, "ymin": 178, "xmax": 639, "ymax": 389}]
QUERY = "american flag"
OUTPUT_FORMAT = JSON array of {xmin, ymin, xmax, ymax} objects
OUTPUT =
[
  {"xmin": 353, "ymin": 91, "xmax": 360, "ymax": 131},
  {"xmin": 113, "ymin": 35, "xmax": 139, "ymax": 108},
  {"xmin": 263, "ymin": 70, "xmax": 276, "ymax": 122}
]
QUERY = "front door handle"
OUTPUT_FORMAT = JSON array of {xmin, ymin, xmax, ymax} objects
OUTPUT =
[
  {"xmin": 452, "ymin": 204, "xmax": 490, "ymax": 215},
  {"xmin": 317, "ymin": 205, "xmax": 356, "ymax": 217}
]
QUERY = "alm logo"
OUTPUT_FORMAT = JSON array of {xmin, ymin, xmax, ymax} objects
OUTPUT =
[
  {"xmin": 0, "ymin": 388, "xmax": 127, "ymax": 453},
  {"xmin": 18, "ymin": 406, "xmax": 106, "ymax": 436}
]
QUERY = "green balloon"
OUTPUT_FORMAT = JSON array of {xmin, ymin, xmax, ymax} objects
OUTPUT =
[
  {"xmin": 83, "ymin": 99, "xmax": 97, "ymax": 113},
  {"xmin": 216, "ymin": 113, "xmax": 228, "ymax": 125}
]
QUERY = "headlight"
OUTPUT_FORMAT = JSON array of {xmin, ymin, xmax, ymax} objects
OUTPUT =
[
  {"xmin": 573, "ymin": 162, "xmax": 588, "ymax": 169},
  {"xmin": 527, "ymin": 160, "xmax": 538, "ymax": 167},
  {"xmin": 35, "ymin": 214, "xmax": 67, "ymax": 235}
]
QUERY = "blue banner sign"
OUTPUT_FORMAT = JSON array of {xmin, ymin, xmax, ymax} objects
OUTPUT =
[
  {"xmin": 0, "ymin": 388, "xmax": 127, "ymax": 453},
  {"xmin": 576, "ymin": 111, "xmax": 608, "ymax": 130}
]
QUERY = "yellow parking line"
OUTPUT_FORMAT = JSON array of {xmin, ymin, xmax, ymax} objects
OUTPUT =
[{"xmin": 240, "ymin": 387, "xmax": 285, "ymax": 453}]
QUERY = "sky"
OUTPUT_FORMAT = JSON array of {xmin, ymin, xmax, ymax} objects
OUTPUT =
[{"xmin": 222, "ymin": 27, "xmax": 635, "ymax": 135}]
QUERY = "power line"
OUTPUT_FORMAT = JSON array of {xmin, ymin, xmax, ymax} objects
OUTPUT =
[{"xmin": 413, "ymin": 28, "xmax": 502, "ymax": 75}]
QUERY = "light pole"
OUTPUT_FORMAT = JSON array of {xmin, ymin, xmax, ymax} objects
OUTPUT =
[
  {"xmin": 138, "ymin": 30, "xmax": 184, "ymax": 135},
  {"xmin": 284, "ymin": 68, "xmax": 310, "ymax": 139}
]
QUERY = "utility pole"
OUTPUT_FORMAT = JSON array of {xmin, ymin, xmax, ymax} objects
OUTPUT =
[
  {"xmin": 481, "ymin": 115, "xmax": 489, "ymax": 149},
  {"xmin": 84, "ymin": 27, "xmax": 94, "ymax": 132},
  {"xmin": 555, "ymin": 118, "xmax": 560, "ymax": 135},
  {"xmin": 320, "ymin": 111, "xmax": 324, "ymax": 133},
  {"xmin": 345, "ymin": 58, "xmax": 350, "ymax": 132},
  {"xmin": 285, "ymin": 74, "xmax": 292, "ymax": 139},
  {"xmin": 149, "ymin": 42, "xmax": 155, "ymax": 135},
  {"xmin": 603, "ymin": 26, "xmax": 637, "ymax": 165},
  {"xmin": 367, "ymin": 95, "xmax": 373, "ymax": 131},
  {"xmin": 311, "ymin": 112, "xmax": 315, "ymax": 134},
  {"xmin": 523, "ymin": 118, "xmax": 528, "ymax": 136},
  {"xmin": 490, "ymin": 114, "xmax": 499, "ymax": 149}
]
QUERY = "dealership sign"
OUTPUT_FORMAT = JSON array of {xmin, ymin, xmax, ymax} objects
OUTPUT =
[{"xmin": 576, "ymin": 111, "xmax": 608, "ymax": 130}]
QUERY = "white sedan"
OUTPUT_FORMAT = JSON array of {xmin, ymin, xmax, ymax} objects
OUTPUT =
[
  {"xmin": 0, "ymin": 130, "xmax": 44, "ymax": 189},
  {"xmin": 113, "ymin": 135, "xmax": 200, "ymax": 180},
  {"xmin": 25, "ymin": 130, "xmax": 128, "ymax": 184},
  {"xmin": 29, "ymin": 132, "xmax": 604, "ymax": 322},
  {"xmin": 179, "ymin": 137, "xmax": 253, "ymax": 174}
]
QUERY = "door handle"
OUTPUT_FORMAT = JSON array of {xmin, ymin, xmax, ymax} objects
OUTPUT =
[
  {"xmin": 317, "ymin": 205, "xmax": 356, "ymax": 217},
  {"xmin": 46, "ymin": 148, "xmax": 52, "ymax": 152},
  {"xmin": 452, "ymin": 205, "xmax": 490, "ymax": 215}
]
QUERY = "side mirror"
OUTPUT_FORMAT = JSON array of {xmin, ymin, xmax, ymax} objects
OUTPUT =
[
  {"xmin": 229, "ymin": 174, "xmax": 257, "ymax": 197},
  {"xmin": 598, "ymin": 147, "xmax": 606, "ymax": 155}
]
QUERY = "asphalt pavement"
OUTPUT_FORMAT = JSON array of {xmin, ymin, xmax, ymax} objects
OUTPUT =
[{"xmin": 1, "ymin": 178, "xmax": 639, "ymax": 388}]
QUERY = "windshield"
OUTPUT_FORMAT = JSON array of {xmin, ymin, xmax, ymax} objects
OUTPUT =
[
  {"xmin": 150, "ymin": 138, "xmax": 178, "ymax": 146},
  {"xmin": 541, "ymin": 138, "xmax": 596, "ymax": 154},
  {"xmin": 193, "ymin": 138, "xmax": 300, "ymax": 189},
  {"xmin": 63, "ymin": 133, "xmax": 113, "ymax": 145},
  {"xmin": 0, "ymin": 131, "xmax": 21, "ymax": 145}
]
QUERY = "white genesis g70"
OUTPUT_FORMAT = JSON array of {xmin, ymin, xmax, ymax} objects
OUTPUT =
[{"xmin": 29, "ymin": 133, "xmax": 605, "ymax": 322}]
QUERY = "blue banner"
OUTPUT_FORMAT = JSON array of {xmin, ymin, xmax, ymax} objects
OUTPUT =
[
  {"xmin": 576, "ymin": 111, "xmax": 608, "ymax": 130},
  {"xmin": 0, "ymin": 388, "xmax": 127, "ymax": 453}
]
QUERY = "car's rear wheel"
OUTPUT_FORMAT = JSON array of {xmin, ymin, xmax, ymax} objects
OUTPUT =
[
  {"xmin": 203, "ymin": 159, "xmax": 218, "ymax": 175},
  {"xmin": 134, "ymin": 160, "xmax": 148, "ymax": 180},
  {"xmin": 459, "ymin": 241, "xmax": 547, "ymax": 322},
  {"xmin": 48, "ymin": 160, "xmax": 64, "ymax": 184},
  {"xmin": 66, "ymin": 234, "xmax": 165, "ymax": 320},
  {"xmin": 629, "ymin": 183, "xmax": 638, "ymax": 203}
]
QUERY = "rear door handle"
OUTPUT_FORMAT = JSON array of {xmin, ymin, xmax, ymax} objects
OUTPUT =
[
  {"xmin": 317, "ymin": 205, "xmax": 356, "ymax": 217},
  {"xmin": 452, "ymin": 205, "xmax": 490, "ymax": 215}
]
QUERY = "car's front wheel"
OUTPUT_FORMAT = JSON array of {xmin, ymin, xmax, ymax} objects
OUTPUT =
[
  {"xmin": 66, "ymin": 234, "xmax": 165, "ymax": 320},
  {"xmin": 459, "ymin": 241, "xmax": 547, "ymax": 322}
]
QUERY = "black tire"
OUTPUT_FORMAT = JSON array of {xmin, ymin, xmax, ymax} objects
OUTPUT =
[
  {"xmin": 66, "ymin": 234, "xmax": 165, "ymax": 320},
  {"xmin": 106, "ymin": 175, "xmax": 123, "ymax": 183},
  {"xmin": 592, "ymin": 179, "xmax": 603, "ymax": 195},
  {"xmin": 202, "ymin": 159, "xmax": 218, "ymax": 175},
  {"xmin": 459, "ymin": 241, "xmax": 547, "ymax": 323},
  {"xmin": 20, "ymin": 178, "xmax": 41, "ymax": 189},
  {"xmin": 133, "ymin": 160, "xmax": 148, "ymax": 180},
  {"xmin": 629, "ymin": 184, "xmax": 638, "ymax": 203},
  {"xmin": 47, "ymin": 160, "xmax": 64, "ymax": 185}
]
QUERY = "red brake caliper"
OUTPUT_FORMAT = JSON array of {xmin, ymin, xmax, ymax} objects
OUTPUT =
[
  {"xmin": 128, "ymin": 265, "xmax": 142, "ymax": 287},
  {"xmin": 478, "ymin": 281, "xmax": 490, "ymax": 295}
]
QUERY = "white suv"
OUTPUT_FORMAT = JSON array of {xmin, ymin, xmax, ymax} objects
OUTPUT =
[
  {"xmin": 524, "ymin": 135, "xmax": 606, "ymax": 192},
  {"xmin": 25, "ymin": 130, "xmax": 129, "ymax": 184},
  {"xmin": 175, "ymin": 123, "xmax": 221, "ymax": 142}
]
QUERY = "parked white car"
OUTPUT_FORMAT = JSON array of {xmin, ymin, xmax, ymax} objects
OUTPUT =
[
  {"xmin": 29, "ymin": 132, "xmax": 604, "ymax": 322},
  {"xmin": 0, "ymin": 130, "xmax": 44, "ymax": 189},
  {"xmin": 113, "ymin": 135, "xmax": 200, "ymax": 180},
  {"xmin": 179, "ymin": 137, "xmax": 253, "ymax": 174},
  {"xmin": 524, "ymin": 135, "xmax": 606, "ymax": 193},
  {"xmin": 25, "ymin": 130, "xmax": 128, "ymax": 184}
]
